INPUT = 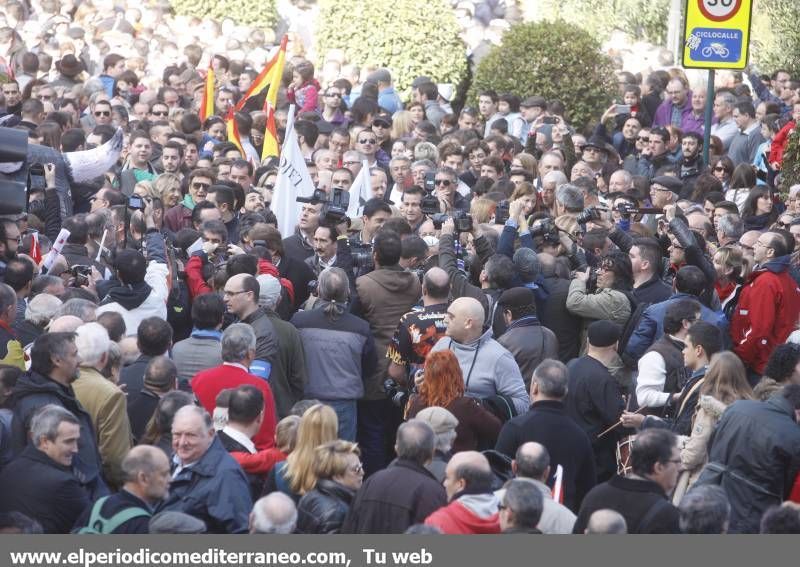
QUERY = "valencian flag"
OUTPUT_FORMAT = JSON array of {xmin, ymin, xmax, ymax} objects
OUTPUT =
[
  {"xmin": 261, "ymin": 35, "xmax": 288, "ymax": 160},
  {"xmin": 235, "ymin": 35, "xmax": 288, "ymax": 113},
  {"xmin": 199, "ymin": 65, "xmax": 215, "ymax": 121}
]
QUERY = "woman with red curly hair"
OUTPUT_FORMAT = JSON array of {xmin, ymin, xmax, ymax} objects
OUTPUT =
[{"xmin": 406, "ymin": 350, "xmax": 502, "ymax": 452}]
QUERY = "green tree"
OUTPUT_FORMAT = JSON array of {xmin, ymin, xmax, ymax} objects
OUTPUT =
[
  {"xmin": 781, "ymin": 129, "xmax": 800, "ymax": 190},
  {"xmin": 469, "ymin": 20, "xmax": 616, "ymax": 129},
  {"xmin": 170, "ymin": 0, "xmax": 278, "ymax": 32},
  {"xmin": 751, "ymin": 0, "xmax": 800, "ymax": 77},
  {"xmin": 314, "ymin": 0, "xmax": 468, "ymax": 97}
]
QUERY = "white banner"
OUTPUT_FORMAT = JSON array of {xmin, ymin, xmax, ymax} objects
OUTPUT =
[
  {"xmin": 345, "ymin": 159, "xmax": 372, "ymax": 219},
  {"xmin": 272, "ymin": 105, "xmax": 316, "ymax": 237}
]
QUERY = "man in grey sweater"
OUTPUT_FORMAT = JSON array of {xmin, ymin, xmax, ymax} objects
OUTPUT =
[
  {"xmin": 430, "ymin": 297, "xmax": 529, "ymax": 415},
  {"xmin": 171, "ymin": 293, "xmax": 224, "ymax": 389}
]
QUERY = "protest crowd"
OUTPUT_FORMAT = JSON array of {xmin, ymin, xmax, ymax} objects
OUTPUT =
[{"xmin": 2, "ymin": 0, "xmax": 800, "ymax": 537}]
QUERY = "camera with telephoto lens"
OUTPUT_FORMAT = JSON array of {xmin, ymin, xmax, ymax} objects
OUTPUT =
[
  {"xmin": 421, "ymin": 175, "xmax": 441, "ymax": 217},
  {"xmin": 383, "ymin": 378, "xmax": 410, "ymax": 409},
  {"xmin": 351, "ymin": 242, "xmax": 374, "ymax": 272},
  {"xmin": 495, "ymin": 200, "xmax": 510, "ymax": 224},
  {"xmin": 70, "ymin": 264, "xmax": 92, "ymax": 287},
  {"xmin": 576, "ymin": 206, "xmax": 602, "ymax": 225},
  {"xmin": 431, "ymin": 210, "xmax": 473, "ymax": 232},
  {"xmin": 529, "ymin": 218, "xmax": 557, "ymax": 238},
  {"xmin": 615, "ymin": 202, "xmax": 664, "ymax": 217},
  {"xmin": 297, "ymin": 187, "xmax": 350, "ymax": 224}
]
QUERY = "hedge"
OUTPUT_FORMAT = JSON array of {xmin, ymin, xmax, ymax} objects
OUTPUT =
[
  {"xmin": 315, "ymin": 0, "xmax": 468, "ymax": 97},
  {"xmin": 170, "ymin": 0, "xmax": 278, "ymax": 32},
  {"xmin": 468, "ymin": 20, "xmax": 616, "ymax": 130}
]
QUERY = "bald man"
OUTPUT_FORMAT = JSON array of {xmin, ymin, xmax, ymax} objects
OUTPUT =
[
  {"xmin": 430, "ymin": 297, "xmax": 529, "ymax": 415},
  {"xmin": 48, "ymin": 315, "xmax": 85, "ymax": 333},
  {"xmin": 585, "ymin": 509, "xmax": 628, "ymax": 534},
  {"xmin": 424, "ymin": 451, "xmax": 501, "ymax": 534},
  {"xmin": 387, "ymin": 266, "xmax": 451, "ymax": 386},
  {"xmin": 74, "ymin": 445, "xmax": 171, "ymax": 534}
]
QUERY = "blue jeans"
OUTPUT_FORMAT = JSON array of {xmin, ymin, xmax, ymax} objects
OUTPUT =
[{"xmin": 324, "ymin": 399, "xmax": 357, "ymax": 442}]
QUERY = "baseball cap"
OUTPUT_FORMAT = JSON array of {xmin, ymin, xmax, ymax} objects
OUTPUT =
[{"xmin": 416, "ymin": 406, "xmax": 459, "ymax": 434}]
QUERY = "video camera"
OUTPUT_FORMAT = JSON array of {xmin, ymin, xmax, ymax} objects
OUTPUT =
[
  {"xmin": 529, "ymin": 218, "xmax": 557, "ymax": 238},
  {"xmin": 431, "ymin": 210, "xmax": 473, "ymax": 233},
  {"xmin": 297, "ymin": 187, "xmax": 350, "ymax": 224},
  {"xmin": 495, "ymin": 200, "xmax": 510, "ymax": 225},
  {"xmin": 351, "ymin": 242, "xmax": 374, "ymax": 272}
]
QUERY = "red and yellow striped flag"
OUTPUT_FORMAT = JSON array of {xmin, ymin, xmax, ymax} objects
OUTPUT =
[
  {"xmin": 225, "ymin": 109, "xmax": 245, "ymax": 156},
  {"xmin": 235, "ymin": 36, "xmax": 288, "ymax": 112},
  {"xmin": 261, "ymin": 36, "xmax": 288, "ymax": 160},
  {"xmin": 199, "ymin": 66, "xmax": 215, "ymax": 121}
]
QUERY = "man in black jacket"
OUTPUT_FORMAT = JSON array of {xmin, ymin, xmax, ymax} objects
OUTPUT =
[
  {"xmin": 497, "ymin": 287, "xmax": 558, "ymax": 390},
  {"xmin": 9, "ymin": 332, "xmax": 106, "ymax": 499},
  {"xmin": 0, "ymin": 405, "xmax": 90, "ymax": 533},
  {"xmin": 566, "ymin": 321, "xmax": 626, "ymax": 482},
  {"xmin": 694, "ymin": 385, "xmax": 800, "ymax": 533},
  {"xmin": 74, "ymin": 445, "xmax": 171, "ymax": 534},
  {"xmin": 573, "ymin": 428, "xmax": 681, "ymax": 534},
  {"xmin": 119, "ymin": 317, "xmax": 172, "ymax": 404},
  {"xmin": 342, "ymin": 420, "xmax": 446, "ymax": 533},
  {"xmin": 537, "ymin": 253, "xmax": 582, "ymax": 362},
  {"xmin": 217, "ymin": 385, "xmax": 266, "ymax": 499},
  {"xmin": 495, "ymin": 359, "xmax": 596, "ymax": 512}
]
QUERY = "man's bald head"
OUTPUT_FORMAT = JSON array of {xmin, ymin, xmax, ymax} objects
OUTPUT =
[
  {"xmin": 514, "ymin": 442, "xmax": 550, "ymax": 481},
  {"xmin": 585, "ymin": 509, "xmax": 628, "ymax": 534},
  {"xmin": 49, "ymin": 315, "xmax": 84, "ymax": 333},
  {"xmin": 422, "ymin": 267, "xmax": 450, "ymax": 301},
  {"xmin": 444, "ymin": 450, "xmax": 493, "ymax": 500},
  {"xmin": 445, "ymin": 297, "xmax": 485, "ymax": 343}
]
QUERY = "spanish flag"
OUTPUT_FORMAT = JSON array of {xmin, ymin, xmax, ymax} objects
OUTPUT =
[
  {"xmin": 225, "ymin": 109, "xmax": 245, "ymax": 156},
  {"xmin": 235, "ymin": 35, "xmax": 288, "ymax": 112},
  {"xmin": 199, "ymin": 66, "xmax": 215, "ymax": 121},
  {"xmin": 261, "ymin": 36, "xmax": 288, "ymax": 160}
]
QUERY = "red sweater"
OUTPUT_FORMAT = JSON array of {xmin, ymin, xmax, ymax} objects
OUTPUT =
[
  {"xmin": 230, "ymin": 448, "xmax": 287, "ymax": 475},
  {"xmin": 185, "ymin": 255, "xmax": 294, "ymax": 303},
  {"xmin": 424, "ymin": 498, "xmax": 501, "ymax": 534},
  {"xmin": 191, "ymin": 363, "xmax": 277, "ymax": 450}
]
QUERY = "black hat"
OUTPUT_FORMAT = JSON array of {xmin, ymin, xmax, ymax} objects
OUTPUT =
[
  {"xmin": 498, "ymin": 287, "xmax": 535, "ymax": 311},
  {"xmin": 584, "ymin": 135, "xmax": 610, "ymax": 153},
  {"xmin": 651, "ymin": 175, "xmax": 683, "ymax": 194},
  {"xmin": 587, "ymin": 320, "xmax": 622, "ymax": 348},
  {"xmin": 372, "ymin": 112, "xmax": 392, "ymax": 128}
]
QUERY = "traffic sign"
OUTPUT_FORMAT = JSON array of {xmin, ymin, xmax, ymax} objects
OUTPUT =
[{"xmin": 682, "ymin": 0, "xmax": 753, "ymax": 69}]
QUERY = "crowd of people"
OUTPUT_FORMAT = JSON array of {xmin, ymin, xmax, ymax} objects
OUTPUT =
[{"xmin": 1, "ymin": 0, "xmax": 800, "ymax": 536}]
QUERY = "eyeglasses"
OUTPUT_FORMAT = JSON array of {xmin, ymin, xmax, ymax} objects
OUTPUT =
[
  {"xmin": 38, "ymin": 94, "xmax": 53, "ymax": 101},
  {"xmin": 223, "ymin": 289, "xmax": 249, "ymax": 297},
  {"xmin": 152, "ymin": 110, "xmax": 169, "ymax": 117},
  {"xmin": 637, "ymin": 137, "xmax": 650, "ymax": 142},
  {"xmin": 191, "ymin": 182, "xmax": 210, "ymax": 190},
  {"xmin": 349, "ymin": 463, "xmax": 364, "ymax": 474},
  {"xmin": 94, "ymin": 111, "xmax": 111, "ymax": 117},
  {"xmin": 6, "ymin": 236, "xmax": 21, "ymax": 245},
  {"xmin": 435, "ymin": 179, "xmax": 452, "ymax": 186},
  {"xmin": 343, "ymin": 160, "xmax": 359, "ymax": 166},
  {"xmin": 358, "ymin": 139, "xmax": 377, "ymax": 145},
  {"xmin": 325, "ymin": 92, "xmax": 341, "ymax": 98}
]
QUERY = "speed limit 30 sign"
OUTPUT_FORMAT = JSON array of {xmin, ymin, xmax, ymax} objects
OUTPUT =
[{"xmin": 682, "ymin": 0, "xmax": 753, "ymax": 69}]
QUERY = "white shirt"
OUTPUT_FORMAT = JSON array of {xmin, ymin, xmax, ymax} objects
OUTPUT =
[{"xmin": 222, "ymin": 425, "xmax": 256, "ymax": 454}]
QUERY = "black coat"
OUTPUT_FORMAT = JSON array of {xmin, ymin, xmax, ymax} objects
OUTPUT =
[
  {"xmin": 539, "ymin": 276, "xmax": 581, "ymax": 363},
  {"xmin": 297, "ymin": 479, "xmax": 355, "ymax": 534},
  {"xmin": 0, "ymin": 445, "xmax": 91, "ymax": 533},
  {"xmin": 126, "ymin": 388, "xmax": 159, "ymax": 443},
  {"xmin": 119, "ymin": 354, "xmax": 153, "ymax": 403},
  {"xmin": 12, "ymin": 319, "xmax": 43, "ymax": 348},
  {"xmin": 694, "ymin": 394, "xmax": 800, "ymax": 533},
  {"xmin": 9, "ymin": 370, "xmax": 106, "ymax": 498},
  {"xmin": 632, "ymin": 274, "xmax": 672, "ymax": 305},
  {"xmin": 278, "ymin": 254, "xmax": 316, "ymax": 311},
  {"xmin": 566, "ymin": 355, "xmax": 626, "ymax": 482},
  {"xmin": 342, "ymin": 459, "xmax": 447, "ymax": 534},
  {"xmin": 573, "ymin": 475, "xmax": 679, "ymax": 534},
  {"xmin": 218, "ymin": 429, "xmax": 264, "ymax": 500},
  {"xmin": 73, "ymin": 488, "xmax": 152, "ymax": 534},
  {"xmin": 495, "ymin": 400, "xmax": 596, "ymax": 512}
]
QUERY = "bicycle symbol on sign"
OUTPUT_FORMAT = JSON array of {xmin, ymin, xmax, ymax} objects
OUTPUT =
[{"xmin": 701, "ymin": 42, "xmax": 730, "ymax": 58}]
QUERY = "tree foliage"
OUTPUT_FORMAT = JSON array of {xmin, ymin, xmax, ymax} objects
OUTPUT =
[
  {"xmin": 751, "ymin": 0, "xmax": 800, "ymax": 77},
  {"xmin": 782, "ymin": 128, "xmax": 800, "ymax": 190},
  {"xmin": 314, "ymin": 0, "xmax": 468, "ymax": 97},
  {"xmin": 469, "ymin": 20, "xmax": 616, "ymax": 130},
  {"xmin": 170, "ymin": 0, "xmax": 278, "ymax": 32}
]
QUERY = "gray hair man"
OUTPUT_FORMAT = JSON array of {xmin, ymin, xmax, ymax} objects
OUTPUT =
[
  {"xmin": 0, "ymin": 405, "xmax": 90, "ymax": 533},
  {"xmin": 500, "ymin": 479, "xmax": 545, "ymax": 533},
  {"xmin": 678, "ymin": 485, "xmax": 730, "ymax": 534},
  {"xmin": 250, "ymin": 492, "xmax": 297, "ymax": 534}
]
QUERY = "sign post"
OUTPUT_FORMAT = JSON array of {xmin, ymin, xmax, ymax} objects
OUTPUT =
[{"xmin": 682, "ymin": 0, "xmax": 754, "ymax": 163}]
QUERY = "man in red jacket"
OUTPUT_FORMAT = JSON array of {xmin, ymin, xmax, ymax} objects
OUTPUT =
[
  {"xmin": 424, "ymin": 451, "xmax": 501, "ymax": 534},
  {"xmin": 731, "ymin": 232, "xmax": 800, "ymax": 378},
  {"xmin": 191, "ymin": 323, "xmax": 277, "ymax": 449}
]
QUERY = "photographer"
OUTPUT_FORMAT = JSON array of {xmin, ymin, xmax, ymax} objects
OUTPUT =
[
  {"xmin": 439, "ymin": 218, "xmax": 515, "ymax": 337},
  {"xmin": 433, "ymin": 168, "xmax": 468, "ymax": 214},
  {"xmin": 566, "ymin": 251, "xmax": 634, "ymax": 340}
]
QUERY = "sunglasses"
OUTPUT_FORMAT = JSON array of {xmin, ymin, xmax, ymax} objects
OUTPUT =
[
  {"xmin": 358, "ymin": 139, "xmax": 377, "ymax": 145},
  {"xmin": 39, "ymin": 94, "xmax": 53, "ymax": 101},
  {"xmin": 262, "ymin": 183, "xmax": 275, "ymax": 190},
  {"xmin": 152, "ymin": 110, "xmax": 169, "ymax": 117},
  {"xmin": 94, "ymin": 111, "xmax": 111, "ymax": 117},
  {"xmin": 192, "ymin": 182, "xmax": 210, "ymax": 190},
  {"xmin": 435, "ymin": 179, "xmax": 452, "ymax": 186},
  {"xmin": 637, "ymin": 137, "xmax": 650, "ymax": 142}
]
